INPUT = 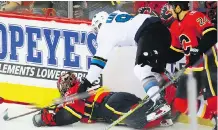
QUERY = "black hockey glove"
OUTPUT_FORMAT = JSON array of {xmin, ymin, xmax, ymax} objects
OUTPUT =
[
  {"xmin": 138, "ymin": 50, "xmax": 162, "ymax": 68},
  {"xmin": 188, "ymin": 47, "xmax": 203, "ymax": 66},
  {"xmin": 77, "ymin": 78, "xmax": 93, "ymax": 93}
]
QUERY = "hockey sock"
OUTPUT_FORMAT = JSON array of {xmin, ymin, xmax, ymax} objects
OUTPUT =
[
  {"xmin": 147, "ymin": 86, "xmax": 160, "ymax": 102},
  {"xmin": 86, "ymin": 56, "xmax": 107, "ymax": 83},
  {"xmin": 197, "ymin": 96, "xmax": 217, "ymax": 120},
  {"xmin": 173, "ymin": 98, "xmax": 188, "ymax": 114},
  {"xmin": 173, "ymin": 98, "xmax": 202, "ymax": 115},
  {"xmin": 200, "ymin": 106, "xmax": 213, "ymax": 119},
  {"xmin": 174, "ymin": 97, "xmax": 217, "ymax": 120},
  {"xmin": 207, "ymin": 96, "xmax": 217, "ymax": 113}
]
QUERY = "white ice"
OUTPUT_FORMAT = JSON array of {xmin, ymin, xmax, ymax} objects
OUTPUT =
[{"xmin": 0, "ymin": 103, "xmax": 212, "ymax": 130}]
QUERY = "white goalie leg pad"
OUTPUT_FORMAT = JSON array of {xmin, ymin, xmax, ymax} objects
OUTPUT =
[{"xmin": 146, "ymin": 104, "xmax": 171, "ymax": 122}]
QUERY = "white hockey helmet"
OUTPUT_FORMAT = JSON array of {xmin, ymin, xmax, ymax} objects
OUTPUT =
[{"xmin": 91, "ymin": 11, "xmax": 109, "ymax": 33}]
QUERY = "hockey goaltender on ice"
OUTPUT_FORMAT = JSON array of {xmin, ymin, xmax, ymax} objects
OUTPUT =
[{"xmin": 32, "ymin": 72, "xmax": 177, "ymax": 129}]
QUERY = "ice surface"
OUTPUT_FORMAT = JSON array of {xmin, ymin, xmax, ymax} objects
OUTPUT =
[{"xmin": 0, "ymin": 103, "xmax": 212, "ymax": 130}]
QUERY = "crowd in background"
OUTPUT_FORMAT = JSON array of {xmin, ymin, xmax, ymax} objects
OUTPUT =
[{"xmin": 0, "ymin": 1, "xmax": 216, "ymax": 25}]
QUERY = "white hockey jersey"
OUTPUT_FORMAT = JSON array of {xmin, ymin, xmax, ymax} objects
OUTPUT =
[
  {"xmin": 86, "ymin": 11, "xmax": 153, "ymax": 83},
  {"xmin": 97, "ymin": 10, "xmax": 151, "ymax": 48}
]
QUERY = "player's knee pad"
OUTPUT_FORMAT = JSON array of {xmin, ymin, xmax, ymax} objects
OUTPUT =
[
  {"xmin": 124, "ymin": 100, "xmax": 155, "ymax": 129},
  {"xmin": 55, "ymin": 108, "xmax": 80, "ymax": 126}
]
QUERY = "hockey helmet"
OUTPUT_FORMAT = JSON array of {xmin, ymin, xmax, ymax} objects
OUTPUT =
[
  {"xmin": 57, "ymin": 72, "xmax": 79, "ymax": 96},
  {"xmin": 91, "ymin": 11, "xmax": 109, "ymax": 33}
]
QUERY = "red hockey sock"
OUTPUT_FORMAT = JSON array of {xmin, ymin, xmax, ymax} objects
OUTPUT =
[
  {"xmin": 197, "ymin": 97, "xmax": 217, "ymax": 120},
  {"xmin": 173, "ymin": 98, "xmax": 188, "ymax": 114},
  {"xmin": 207, "ymin": 96, "xmax": 218, "ymax": 113},
  {"xmin": 202, "ymin": 96, "xmax": 218, "ymax": 119},
  {"xmin": 201, "ymin": 106, "xmax": 213, "ymax": 119}
]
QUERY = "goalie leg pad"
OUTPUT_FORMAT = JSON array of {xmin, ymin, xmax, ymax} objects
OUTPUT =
[
  {"xmin": 124, "ymin": 98, "xmax": 171, "ymax": 129},
  {"xmin": 124, "ymin": 100, "xmax": 154, "ymax": 129},
  {"xmin": 99, "ymin": 92, "xmax": 141, "ymax": 123}
]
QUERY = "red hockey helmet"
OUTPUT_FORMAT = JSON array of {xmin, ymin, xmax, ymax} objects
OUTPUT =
[{"xmin": 57, "ymin": 72, "xmax": 79, "ymax": 96}]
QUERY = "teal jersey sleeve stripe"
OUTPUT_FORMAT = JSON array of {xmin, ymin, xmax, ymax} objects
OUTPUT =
[{"xmin": 91, "ymin": 59, "xmax": 106, "ymax": 68}]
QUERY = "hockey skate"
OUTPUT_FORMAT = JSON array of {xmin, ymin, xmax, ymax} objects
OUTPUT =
[
  {"xmin": 160, "ymin": 111, "xmax": 174, "ymax": 127},
  {"xmin": 212, "ymin": 115, "xmax": 217, "ymax": 130},
  {"xmin": 124, "ymin": 98, "xmax": 171, "ymax": 129},
  {"xmin": 145, "ymin": 98, "xmax": 171, "ymax": 122}
]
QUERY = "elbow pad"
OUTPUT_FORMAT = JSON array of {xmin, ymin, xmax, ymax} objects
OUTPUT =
[{"xmin": 199, "ymin": 28, "xmax": 217, "ymax": 53}]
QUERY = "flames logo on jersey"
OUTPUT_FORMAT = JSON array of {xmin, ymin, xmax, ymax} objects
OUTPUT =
[{"xmin": 160, "ymin": 4, "xmax": 173, "ymax": 22}]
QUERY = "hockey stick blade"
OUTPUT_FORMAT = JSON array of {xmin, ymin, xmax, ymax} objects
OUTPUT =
[
  {"xmin": 3, "ymin": 108, "xmax": 40, "ymax": 121},
  {"xmin": 105, "ymin": 48, "xmax": 214, "ymax": 130},
  {"xmin": 3, "ymin": 108, "xmax": 9, "ymax": 121}
]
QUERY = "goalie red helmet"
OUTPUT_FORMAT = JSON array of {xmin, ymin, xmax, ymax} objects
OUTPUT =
[{"xmin": 57, "ymin": 72, "xmax": 79, "ymax": 96}]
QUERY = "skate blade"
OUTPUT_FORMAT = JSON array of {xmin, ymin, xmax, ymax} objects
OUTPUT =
[{"xmin": 146, "ymin": 104, "xmax": 171, "ymax": 122}]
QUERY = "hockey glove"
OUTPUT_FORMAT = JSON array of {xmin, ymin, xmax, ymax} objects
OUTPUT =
[
  {"xmin": 188, "ymin": 47, "xmax": 202, "ymax": 66},
  {"xmin": 32, "ymin": 109, "xmax": 56, "ymax": 127},
  {"xmin": 77, "ymin": 77, "xmax": 93, "ymax": 93}
]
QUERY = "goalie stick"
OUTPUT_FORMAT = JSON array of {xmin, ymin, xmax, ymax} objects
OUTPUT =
[
  {"xmin": 105, "ymin": 49, "xmax": 214, "ymax": 130},
  {"xmin": 2, "ymin": 86, "xmax": 107, "ymax": 121}
]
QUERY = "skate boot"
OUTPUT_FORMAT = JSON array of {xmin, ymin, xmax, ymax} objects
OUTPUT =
[
  {"xmin": 212, "ymin": 115, "xmax": 217, "ymax": 130},
  {"xmin": 124, "ymin": 98, "xmax": 170, "ymax": 129},
  {"xmin": 146, "ymin": 98, "xmax": 171, "ymax": 122},
  {"xmin": 160, "ymin": 111, "xmax": 173, "ymax": 127}
]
